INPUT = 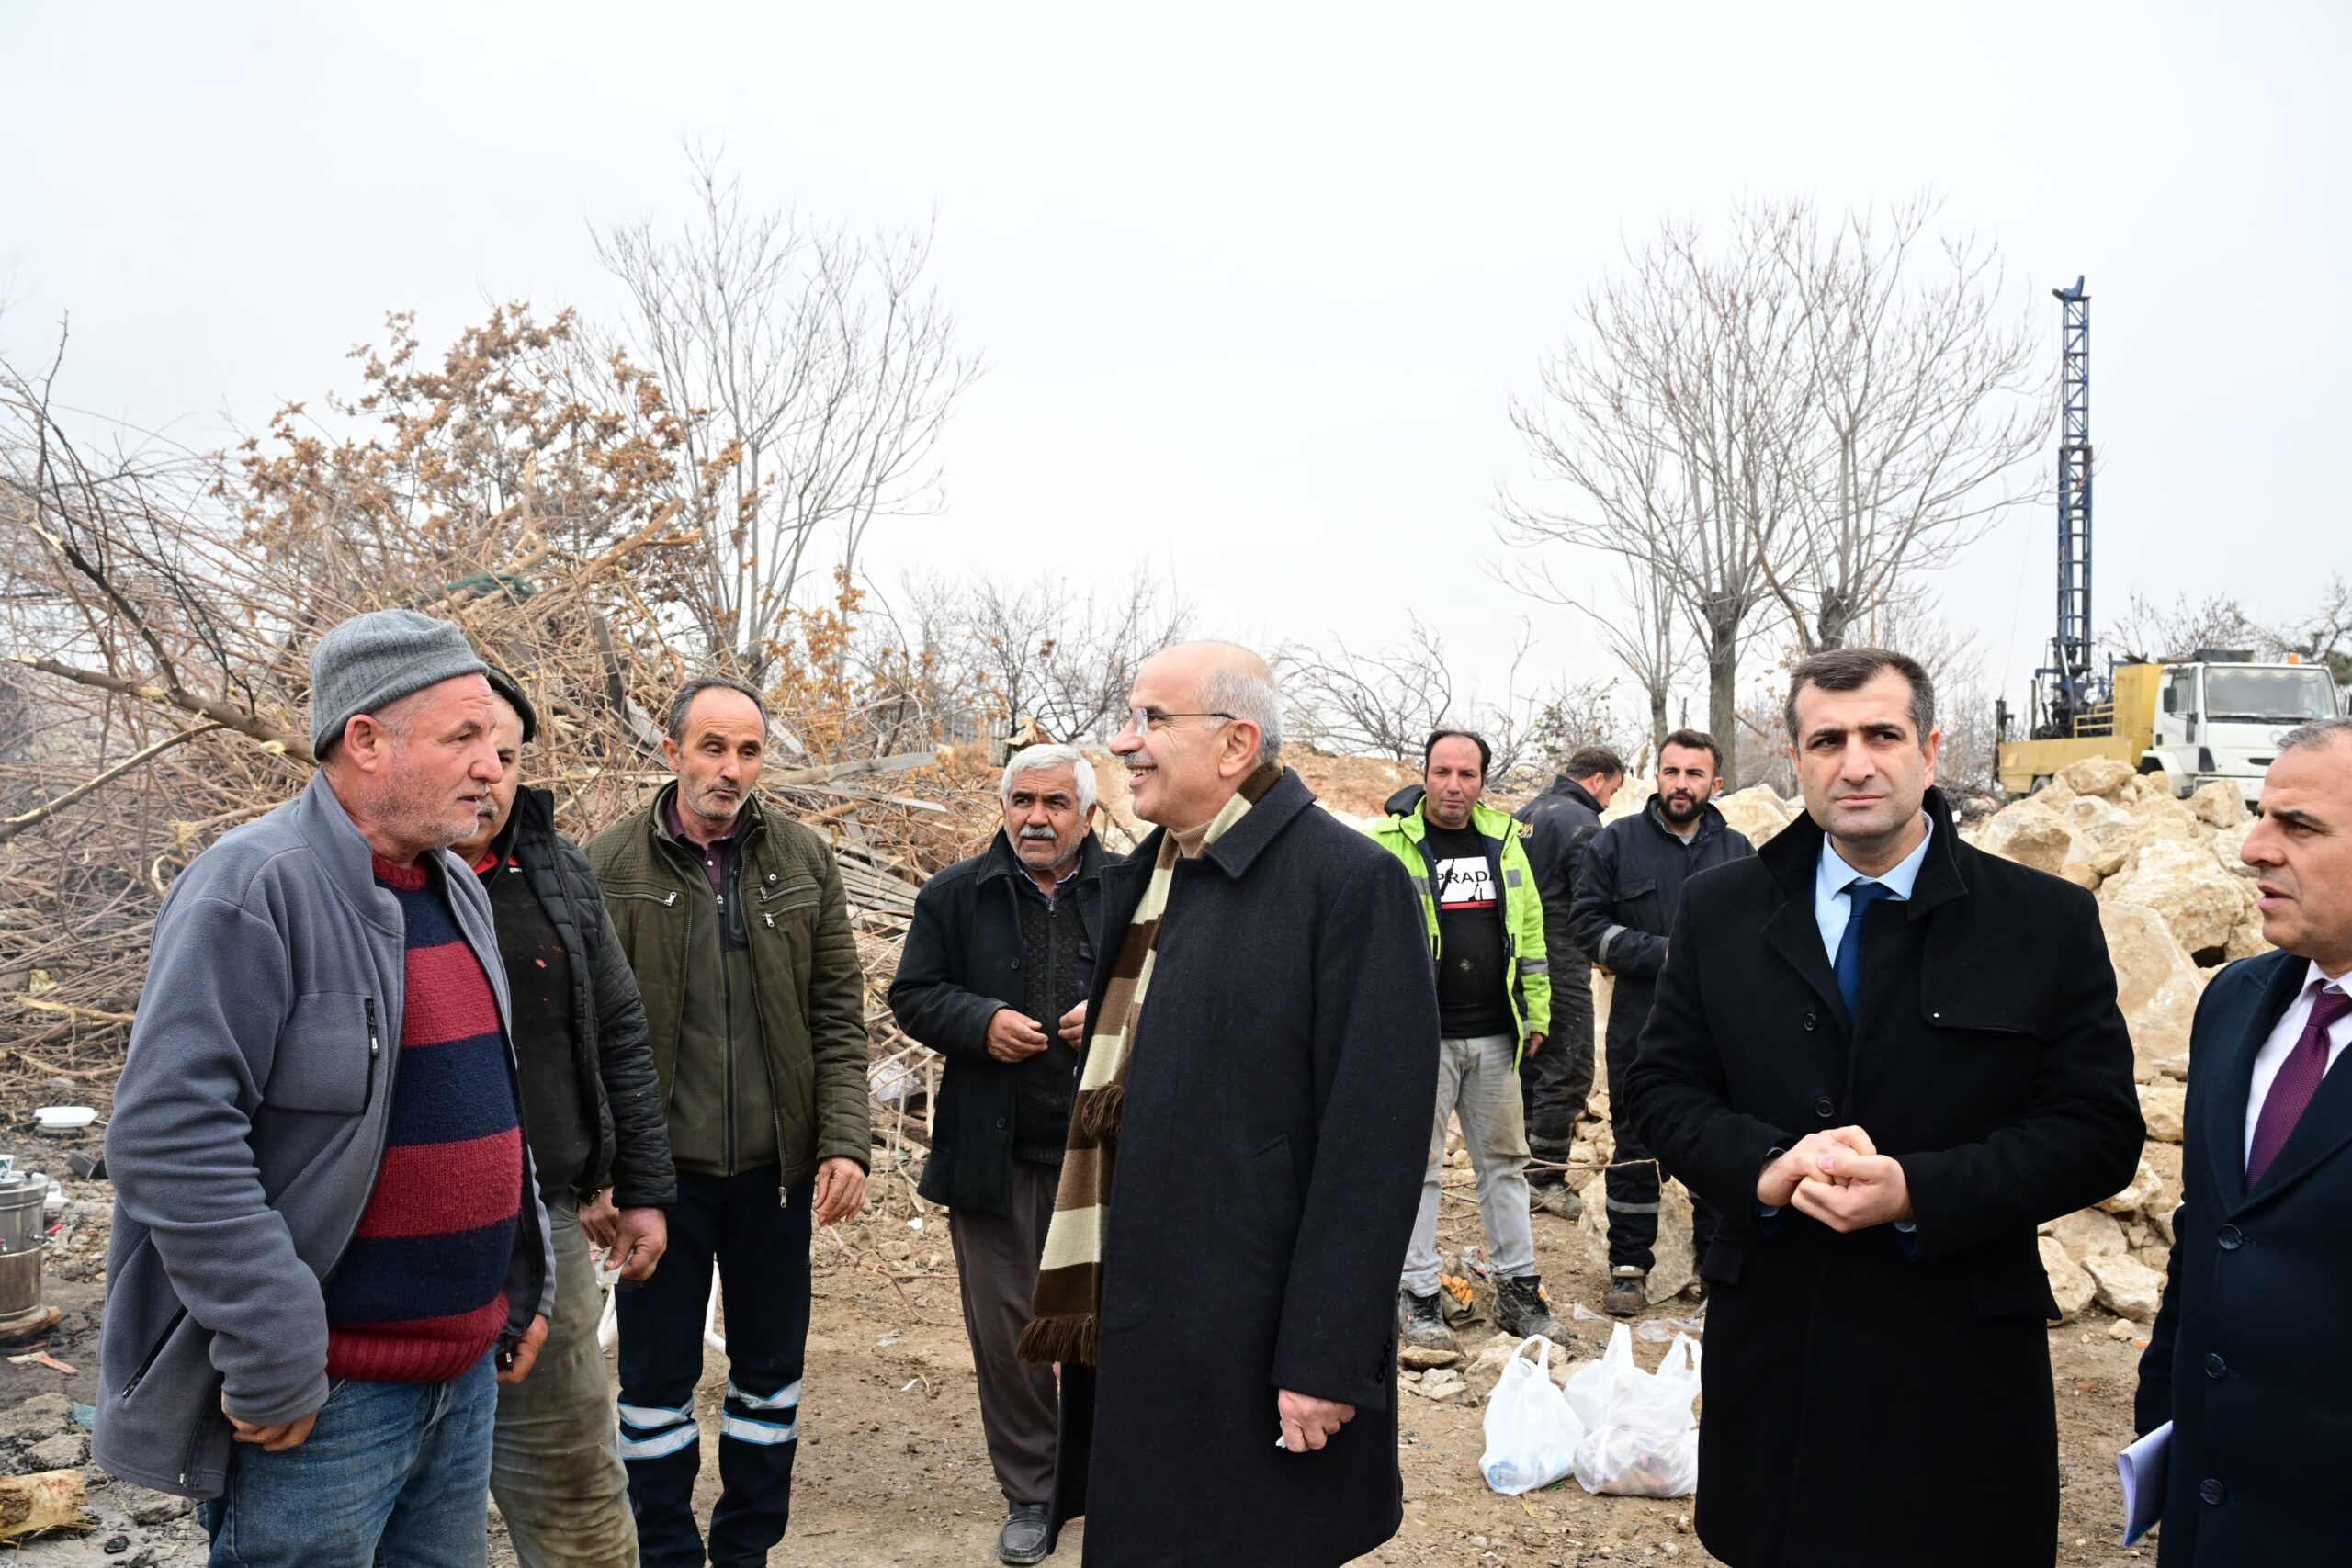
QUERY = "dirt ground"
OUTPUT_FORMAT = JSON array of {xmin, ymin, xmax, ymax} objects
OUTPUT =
[{"xmin": 0, "ymin": 1103, "xmax": 2158, "ymax": 1567}]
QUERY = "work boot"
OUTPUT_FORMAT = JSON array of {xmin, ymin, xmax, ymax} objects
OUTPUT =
[
  {"xmin": 998, "ymin": 1502, "xmax": 1050, "ymax": 1565},
  {"xmin": 1492, "ymin": 1274, "xmax": 1568, "ymax": 1343},
  {"xmin": 1397, "ymin": 1287, "xmax": 1461, "ymax": 1368},
  {"xmin": 1528, "ymin": 1179, "xmax": 1583, "ymax": 1221},
  {"xmin": 1603, "ymin": 1267, "xmax": 1647, "ymax": 1317}
]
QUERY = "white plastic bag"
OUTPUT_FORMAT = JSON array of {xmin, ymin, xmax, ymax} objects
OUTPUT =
[
  {"xmin": 1477, "ymin": 1335, "xmax": 1586, "ymax": 1495},
  {"xmin": 1566, "ymin": 1322, "xmax": 1702, "ymax": 1497}
]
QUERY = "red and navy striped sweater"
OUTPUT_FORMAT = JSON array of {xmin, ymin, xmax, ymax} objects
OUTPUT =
[{"xmin": 320, "ymin": 854, "xmax": 524, "ymax": 1383}]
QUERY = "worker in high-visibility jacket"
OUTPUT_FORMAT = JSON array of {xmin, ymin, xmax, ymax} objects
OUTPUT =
[{"xmin": 1366, "ymin": 729, "xmax": 1565, "ymax": 1366}]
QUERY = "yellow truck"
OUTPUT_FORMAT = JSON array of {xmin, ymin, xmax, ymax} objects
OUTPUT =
[{"xmin": 1997, "ymin": 656, "xmax": 2342, "ymax": 802}]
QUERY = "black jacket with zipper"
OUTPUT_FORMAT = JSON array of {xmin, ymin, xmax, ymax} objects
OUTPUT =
[
  {"xmin": 887, "ymin": 830, "xmax": 1117, "ymax": 1215},
  {"xmin": 1568, "ymin": 796, "xmax": 1753, "ymax": 1059},
  {"xmin": 498, "ymin": 786, "xmax": 676, "ymax": 1210}
]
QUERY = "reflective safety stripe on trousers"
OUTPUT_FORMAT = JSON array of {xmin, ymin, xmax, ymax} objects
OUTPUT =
[
  {"xmin": 617, "ymin": 1401, "xmax": 698, "ymax": 1461},
  {"xmin": 721, "ymin": 1378, "xmax": 803, "ymax": 1446}
]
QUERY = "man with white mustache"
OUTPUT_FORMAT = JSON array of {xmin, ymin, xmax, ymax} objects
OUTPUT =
[{"xmin": 888, "ymin": 744, "xmax": 1118, "ymax": 1564}]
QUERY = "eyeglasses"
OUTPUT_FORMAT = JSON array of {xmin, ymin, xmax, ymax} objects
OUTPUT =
[{"xmin": 1121, "ymin": 706, "xmax": 1236, "ymax": 735}]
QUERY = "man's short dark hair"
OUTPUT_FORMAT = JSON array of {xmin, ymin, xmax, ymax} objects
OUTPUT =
[
  {"xmin": 1564, "ymin": 745, "xmax": 1625, "ymax": 782},
  {"xmin": 1782, "ymin": 648, "xmax": 1936, "ymax": 746},
  {"xmin": 667, "ymin": 674, "xmax": 771, "ymax": 743},
  {"xmin": 1659, "ymin": 728, "xmax": 1722, "ymax": 773},
  {"xmin": 1423, "ymin": 728, "xmax": 1492, "ymax": 777}
]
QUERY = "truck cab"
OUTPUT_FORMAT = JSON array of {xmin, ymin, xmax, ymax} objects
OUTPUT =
[{"xmin": 2143, "ymin": 655, "xmax": 2341, "ymax": 804}]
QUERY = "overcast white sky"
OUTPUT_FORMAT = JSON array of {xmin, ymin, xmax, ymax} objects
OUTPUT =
[{"xmin": 5, "ymin": 2, "xmax": 2346, "ymax": 738}]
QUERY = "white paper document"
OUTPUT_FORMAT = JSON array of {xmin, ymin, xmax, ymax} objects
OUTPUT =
[{"xmin": 2117, "ymin": 1420, "xmax": 2171, "ymax": 1547}]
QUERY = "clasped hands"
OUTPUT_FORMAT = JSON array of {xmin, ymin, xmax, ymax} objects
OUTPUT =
[{"xmin": 1756, "ymin": 1125, "xmax": 1912, "ymax": 1233}]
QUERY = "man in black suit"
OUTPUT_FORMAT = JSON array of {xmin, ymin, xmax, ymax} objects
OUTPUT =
[
  {"xmin": 2137, "ymin": 716, "xmax": 2352, "ymax": 1563},
  {"xmin": 1624, "ymin": 647, "xmax": 2143, "ymax": 1567}
]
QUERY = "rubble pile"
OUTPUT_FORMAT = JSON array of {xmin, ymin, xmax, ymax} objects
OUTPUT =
[{"xmin": 1962, "ymin": 759, "xmax": 2273, "ymax": 1327}]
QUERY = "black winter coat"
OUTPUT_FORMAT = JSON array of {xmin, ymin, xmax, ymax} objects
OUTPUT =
[
  {"xmin": 1624, "ymin": 788, "xmax": 2143, "ymax": 1567},
  {"xmin": 1051, "ymin": 769, "xmax": 1438, "ymax": 1566},
  {"xmin": 1567, "ymin": 798, "xmax": 1752, "ymax": 1057},
  {"xmin": 2137, "ymin": 949, "xmax": 2352, "ymax": 1564},
  {"xmin": 501, "ymin": 787, "xmax": 676, "ymax": 1210},
  {"xmin": 887, "ymin": 831, "xmax": 1116, "ymax": 1215},
  {"xmin": 1515, "ymin": 775, "xmax": 1606, "ymax": 964}
]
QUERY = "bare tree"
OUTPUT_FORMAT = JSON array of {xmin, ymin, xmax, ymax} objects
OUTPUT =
[
  {"xmin": 1502, "ymin": 209, "xmax": 1812, "ymax": 787},
  {"xmin": 2106, "ymin": 591, "xmax": 2267, "ymax": 665},
  {"xmin": 1758, "ymin": 196, "xmax": 2051, "ymax": 653},
  {"xmin": 593, "ymin": 149, "xmax": 980, "ymax": 673},
  {"xmin": 1279, "ymin": 617, "xmax": 1455, "ymax": 765},
  {"xmin": 1280, "ymin": 618, "xmax": 1581, "ymax": 784},
  {"xmin": 904, "ymin": 566, "xmax": 1193, "ymax": 746}
]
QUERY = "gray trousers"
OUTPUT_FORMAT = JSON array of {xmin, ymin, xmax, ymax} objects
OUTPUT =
[
  {"xmin": 1402, "ymin": 1032, "xmax": 1537, "ymax": 1295},
  {"xmin": 490, "ymin": 1198, "xmax": 638, "ymax": 1568},
  {"xmin": 949, "ymin": 1158, "xmax": 1061, "ymax": 1506}
]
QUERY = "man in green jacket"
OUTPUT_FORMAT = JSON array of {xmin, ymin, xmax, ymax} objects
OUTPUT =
[
  {"xmin": 587, "ymin": 674, "xmax": 872, "ymax": 1568},
  {"xmin": 1370, "ymin": 730, "xmax": 1566, "ymax": 1364}
]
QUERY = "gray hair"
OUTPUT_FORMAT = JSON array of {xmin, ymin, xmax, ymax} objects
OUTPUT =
[
  {"xmin": 2278, "ymin": 715, "xmax": 2352, "ymax": 757},
  {"xmin": 1204, "ymin": 665, "xmax": 1284, "ymax": 767},
  {"xmin": 1001, "ymin": 743, "xmax": 1097, "ymax": 814},
  {"xmin": 667, "ymin": 674, "xmax": 769, "ymax": 743}
]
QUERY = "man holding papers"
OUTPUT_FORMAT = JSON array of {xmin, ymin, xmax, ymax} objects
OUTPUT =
[
  {"xmin": 2137, "ymin": 717, "xmax": 2352, "ymax": 1562},
  {"xmin": 1624, "ymin": 649, "xmax": 2143, "ymax": 1567}
]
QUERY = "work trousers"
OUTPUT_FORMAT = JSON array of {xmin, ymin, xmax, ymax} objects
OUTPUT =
[
  {"xmin": 490, "ymin": 1197, "xmax": 637, "ymax": 1568},
  {"xmin": 1402, "ymin": 1032, "xmax": 1537, "ymax": 1295},
  {"xmin": 947, "ymin": 1158, "xmax": 1061, "ymax": 1506},
  {"xmin": 1603, "ymin": 1011, "xmax": 1718, "ymax": 1273},
  {"xmin": 617, "ymin": 1167, "xmax": 811, "ymax": 1568},
  {"xmin": 1521, "ymin": 959, "xmax": 1596, "ymax": 1181}
]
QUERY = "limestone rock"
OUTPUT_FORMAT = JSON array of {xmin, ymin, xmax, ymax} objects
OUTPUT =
[
  {"xmin": 1975, "ymin": 801, "xmax": 2087, "ymax": 876},
  {"xmin": 2223, "ymin": 919, "xmax": 2274, "ymax": 963},
  {"xmin": 2101, "ymin": 839, "xmax": 2259, "ymax": 958},
  {"xmin": 2040, "ymin": 1235, "xmax": 2097, "ymax": 1323},
  {"xmin": 1715, "ymin": 785, "xmax": 1798, "ymax": 848},
  {"xmin": 2099, "ymin": 1156, "xmax": 2168, "ymax": 1217},
  {"xmin": 1463, "ymin": 1334, "xmax": 1522, "ymax": 1400},
  {"xmin": 2059, "ymin": 756, "xmax": 2136, "ymax": 800},
  {"xmin": 2098, "ymin": 901, "xmax": 2205, "ymax": 1080},
  {"xmin": 2209, "ymin": 827, "xmax": 2258, "ymax": 878},
  {"xmin": 2083, "ymin": 1253, "xmax": 2166, "ymax": 1323},
  {"xmin": 1601, "ymin": 777, "xmax": 1655, "ymax": 825},
  {"xmin": 2138, "ymin": 1082, "xmax": 2187, "ymax": 1143},
  {"xmin": 1570, "ymin": 1172, "xmax": 1692, "ymax": 1303},
  {"xmin": 2188, "ymin": 779, "xmax": 2251, "ymax": 828},
  {"xmin": 2059, "ymin": 863, "xmax": 2103, "ymax": 891},
  {"xmin": 2140, "ymin": 770, "xmax": 2174, "ymax": 801},
  {"xmin": 2049, "ymin": 1208, "xmax": 2126, "ymax": 1259}
]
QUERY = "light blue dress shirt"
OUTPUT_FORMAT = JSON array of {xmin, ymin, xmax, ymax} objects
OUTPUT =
[{"xmin": 1815, "ymin": 814, "xmax": 1935, "ymax": 962}]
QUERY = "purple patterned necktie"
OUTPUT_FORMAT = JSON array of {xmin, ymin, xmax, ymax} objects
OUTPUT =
[{"xmin": 2246, "ymin": 986, "xmax": 2352, "ymax": 1189}]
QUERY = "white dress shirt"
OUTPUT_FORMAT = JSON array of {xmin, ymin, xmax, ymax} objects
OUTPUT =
[
  {"xmin": 1815, "ymin": 815, "xmax": 1936, "ymax": 963},
  {"xmin": 2243, "ymin": 961, "xmax": 2352, "ymax": 1166}
]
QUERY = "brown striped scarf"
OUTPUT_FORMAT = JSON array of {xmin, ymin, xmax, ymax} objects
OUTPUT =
[{"xmin": 1017, "ymin": 762, "xmax": 1282, "ymax": 1368}]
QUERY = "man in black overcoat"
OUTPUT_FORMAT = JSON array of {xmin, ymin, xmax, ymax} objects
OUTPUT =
[
  {"xmin": 888, "ymin": 743, "xmax": 1117, "ymax": 1564},
  {"xmin": 1624, "ymin": 648, "xmax": 2143, "ymax": 1567},
  {"xmin": 2136, "ymin": 717, "xmax": 2352, "ymax": 1562},
  {"xmin": 1040, "ymin": 641, "xmax": 1438, "ymax": 1566}
]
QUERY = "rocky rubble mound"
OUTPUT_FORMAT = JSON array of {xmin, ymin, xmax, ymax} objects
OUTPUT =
[{"xmin": 1963, "ymin": 760, "xmax": 2270, "ymax": 1327}]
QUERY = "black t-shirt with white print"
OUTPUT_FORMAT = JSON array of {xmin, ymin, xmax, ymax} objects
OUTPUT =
[{"xmin": 1420, "ymin": 819, "xmax": 1514, "ymax": 1039}]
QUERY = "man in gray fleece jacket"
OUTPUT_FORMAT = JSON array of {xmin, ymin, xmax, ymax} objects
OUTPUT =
[{"xmin": 95, "ymin": 610, "xmax": 554, "ymax": 1568}]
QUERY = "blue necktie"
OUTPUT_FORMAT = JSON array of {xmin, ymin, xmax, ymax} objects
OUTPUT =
[{"xmin": 1835, "ymin": 879, "xmax": 1894, "ymax": 1024}]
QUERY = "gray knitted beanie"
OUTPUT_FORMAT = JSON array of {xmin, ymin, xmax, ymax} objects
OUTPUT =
[{"xmin": 309, "ymin": 609, "xmax": 489, "ymax": 754}]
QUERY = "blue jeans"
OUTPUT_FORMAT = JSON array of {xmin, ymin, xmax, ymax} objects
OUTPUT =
[{"xmin": 198, "ymin": 1348, "xmax": 498, "ymax": 1568}]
